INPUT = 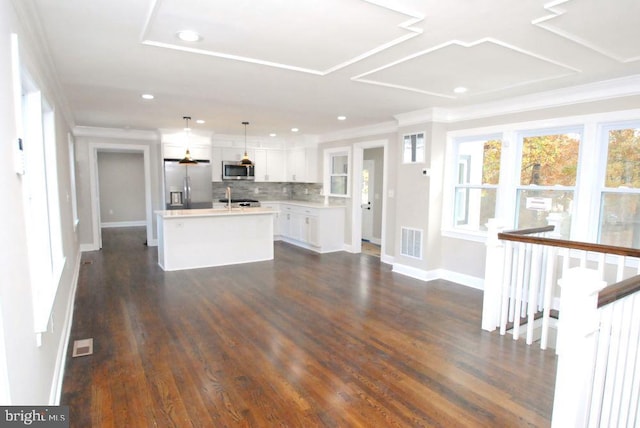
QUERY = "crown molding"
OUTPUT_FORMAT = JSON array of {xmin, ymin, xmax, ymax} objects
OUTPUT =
[
  {"xmin": 11, "ymin": 0, "xmax": 75, "ymax": 130},
  {"xmin": 318, "ymin": 121, "xmax": 398, "ymax": 143},
  {"xmin": 396, "ymin": 74, "xmax": 640, "ymax": 126},
  {"xmin": 73, "ymin": 126, "xmax": 160, "ymax": 141}
]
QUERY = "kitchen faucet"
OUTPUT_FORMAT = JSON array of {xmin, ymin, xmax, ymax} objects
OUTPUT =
[{"xmin": 225, "ymin": 186, "xmax": 231, "ymax": 211}]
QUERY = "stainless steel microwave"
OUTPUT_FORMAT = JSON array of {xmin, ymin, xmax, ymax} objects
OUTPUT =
[{"xmin": 222, "ymin": 161, "xmax": 255, "ymax": 180}]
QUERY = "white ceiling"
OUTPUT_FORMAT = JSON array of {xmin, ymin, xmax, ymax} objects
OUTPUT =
[{"xmin": 20, "ymin": 0, "xmax": 640, "ymax": 139}]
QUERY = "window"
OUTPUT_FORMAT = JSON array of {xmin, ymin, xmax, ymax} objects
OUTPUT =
[
  {"xmin": 515, "ymin": 129, "xmax": 582, "ymax": 239},
  {"xmin": 15, "ymin": 39, "xmax": 65, "ymax": 335},
  {"xmin": 402, "ymin": 132, "xmax": 425, "ymax": 163},
  {"xmin": 68, "ymin": 133, "xmax": 79, "ymax": 229},
  {"xmin": 451, "ymin": 136, "xmax": 501, "ymax": 232},
  {"xmin": 324, "ymin": 147, "xmax": 350, "ymax": 197},
  {"xmin": 598, "ymin": 123, "xmax": 640, "ymax": 247}
]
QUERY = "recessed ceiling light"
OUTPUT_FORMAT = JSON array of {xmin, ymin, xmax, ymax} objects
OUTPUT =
[
  {"xmin": 337, "ymin": 115, "xmax": 347, "ymax": 121},
  {"xmin": 291, "ymin": 128, "xmax": 299, "ymax": 132},
  {"xmin": 269, "ymin": 133, "xmax": 277, "ymax": 137},
  {"xmin": 176, "ymin": 30, "xmax": 201, "ymax": 42},
  {"xmin": 196, "ymin": 119, "xmax": 205, "ymax": 124},
  {"xmin": 141, "ymin": 93, "xmax": 154, "ymax": 100},
  {"xmin": 453, "ymin": 86, "xmax": 468, "ymax": 94}
]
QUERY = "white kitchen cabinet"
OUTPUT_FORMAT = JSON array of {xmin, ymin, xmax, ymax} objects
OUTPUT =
[
  {"xmin": 260, "ymin": 202, "xmax": 280, "ymax": 236},
  {"xmin": 278, "ymin": 203, "xmax": 344, "ymax": 253},
  {"xmin": 286, "ymin": 147, "xmax": 319, "ymax": 183},
  {"xmin": 222, "ymin": 147, "xmax": 254, "ymax": 163},
  {"xmin": 254, "ymin": 149, "xmax": 286, "ymax": 182},
  {"xmin": 163, "ymin": 143, "xmax": 211, "ymax": 161},
  {"xmin": 211, "ymin": 147, "xmax": 222, "ymax": 181}
]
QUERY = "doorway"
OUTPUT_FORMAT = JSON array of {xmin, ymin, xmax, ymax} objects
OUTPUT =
[
  {"xmin": 88, "ymin": 143, "xmax": 153, "ymax": 250},
  {"xmin": 351, "ymin": 140, "xmax": 388, "ymax": 258}
]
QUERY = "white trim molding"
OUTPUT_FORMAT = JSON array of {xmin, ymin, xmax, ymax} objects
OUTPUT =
[{"xmin": 392, "ymin": 264, "xmax": 484, "ymax": 290}]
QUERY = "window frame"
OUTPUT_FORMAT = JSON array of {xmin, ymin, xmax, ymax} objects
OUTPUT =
[
  {"xmin": 443, "ymin": 133, "xmax": 504, "ymax": 240},
  {"xmin": 323, "ymin": 146, "xmax": 351, "ymax": 198},
  {"xmin": 402, "ymin": 132, "xmax": 425, "ymax": 164},
  {"xmin": 512, "ymin": 126, "xmax": 584, "ymax": 240},
  {"xmin": 15, "ymin": 37, "xmax": 66, "ymax": 338},
  {"xmin": 596, "ymin": 120, "xmax": 640, "ymax": 247},
  {"xmin": 442, "ymin": 110, "xmax": 640, "ymax": 243}
]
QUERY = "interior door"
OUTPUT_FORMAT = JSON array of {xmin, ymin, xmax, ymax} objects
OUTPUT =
[{"xmin": 361, "ymin": 160, "xmax": 374, "ymax": 241}]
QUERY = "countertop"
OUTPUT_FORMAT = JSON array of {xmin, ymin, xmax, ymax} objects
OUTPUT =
[
  {"xmin": 261, "ymin": 200, "xmax": 347, "ymax": 209},
  {"xmin": 156, "ymin": 207, "xmax": 278, "ymax": 219}
]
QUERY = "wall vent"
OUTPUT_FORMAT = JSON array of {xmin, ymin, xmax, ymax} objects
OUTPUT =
[{"xmin": 401, "ymin": 227, "xmax": 423, "ymax": 259}]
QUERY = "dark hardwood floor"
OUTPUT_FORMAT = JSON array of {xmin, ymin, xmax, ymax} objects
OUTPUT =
[{"xmin": 62, "ymin": 227, "xmax": 557, "ymax": 427}]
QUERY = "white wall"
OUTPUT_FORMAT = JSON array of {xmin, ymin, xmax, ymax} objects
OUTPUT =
[{"xmin": 0, "ymin": 0, "xmax": 80, "ymax": 404}]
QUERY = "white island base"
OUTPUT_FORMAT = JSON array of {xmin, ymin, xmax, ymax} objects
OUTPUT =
[{"xmin": 156, "ymin": 208, "xmax": 275, "ymax": 271}]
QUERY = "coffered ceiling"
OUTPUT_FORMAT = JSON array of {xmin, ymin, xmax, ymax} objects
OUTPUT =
[{"xmin": 18, "ymin": 0, "xmax": 640, "ymax": 138}]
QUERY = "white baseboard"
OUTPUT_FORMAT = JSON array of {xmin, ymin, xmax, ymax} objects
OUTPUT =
[
  {"xmin": 49, "ymin": 250, "xmax": 82, "ymax": 405},
  {"xmin": 392, "ymin": 263, "xmax": 440, "ymax": 282},
  {"xmin": 101, "ymin": 220, "xmax": 146, "ymax": 228},
  {"xmin": 392, "ymin": 263, "xmax": 484, "ymax": 290},
  {"xmin": 79, "ymin": 243, "xmax": 98, "ymax": 252},
  {"xmin": 147, "ymin": 238, "xmax": 158, "ymax": 247},
  {"xmin": 380, "ymin": 254, "xmax": 394, "ymax": 264},
  {"xmin": 439, "ymin": 270, "xmax": 484, "ymax": 290}
]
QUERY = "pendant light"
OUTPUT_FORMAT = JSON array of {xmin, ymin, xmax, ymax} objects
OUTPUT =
[
  {"xmin": 240, "ymin": 121, "xmax": 253, "ymax": 166},
  {"xmin": 179, "ymin": 116, "xmax": 198, "ymax": 165}
]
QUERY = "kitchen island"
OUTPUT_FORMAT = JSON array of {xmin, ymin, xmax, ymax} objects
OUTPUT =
[{"xmin": 156, "ymin": 207, "xmax": 277, "ymax": 271}]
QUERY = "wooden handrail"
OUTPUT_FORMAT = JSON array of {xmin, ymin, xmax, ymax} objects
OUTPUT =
[
  {"xmin": 502, "ymin": 225, "xmax": 555, "ymax": 236},
  {"xmin": 598, "ymin": 274, "xmax": 640, "ymax": 308},
  {"xmin": 498, "ymin": 230, "xmax": 640, "ymax": 258}
]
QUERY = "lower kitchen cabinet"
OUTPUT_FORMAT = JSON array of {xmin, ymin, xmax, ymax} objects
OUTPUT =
[{"xmin": 277, "ymin": 203, "xmax": 344, "ymax": 253}]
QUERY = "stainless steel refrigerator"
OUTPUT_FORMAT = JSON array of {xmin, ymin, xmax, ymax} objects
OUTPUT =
[{"xmin": 164, "ymin": 159, "xmax": 212, "ymax": 209}]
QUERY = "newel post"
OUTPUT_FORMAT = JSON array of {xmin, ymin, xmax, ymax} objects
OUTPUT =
[
  {"xmin": 551, "ymin": 267, "xmax": 606, "ymax": 428},
  {"xmin": 482, "ymin": 218, "xmax": 504, "ymax": 331}
]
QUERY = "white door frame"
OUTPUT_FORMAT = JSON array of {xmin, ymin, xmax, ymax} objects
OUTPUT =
[
  {"xmin": 361, "ymin": 159, "xmax": 375, "ymax": 242},
  {"xmin": 88, "ymin": 143, "xmax": 153, "ymax": 250},
  {"xmin": 351, "ymin": 139, "xmax": 388, "ymax": 255}
]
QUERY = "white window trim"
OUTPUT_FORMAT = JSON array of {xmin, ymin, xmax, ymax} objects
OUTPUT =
[
  {"xmin": 15, "ymin": 34, "xmax": 66, "ymax": 341},
  {"xmin": 323, "ymin": 146, "xmax": 351, "ymax": 198},
  {"xmin": 401, "ymin": 131, "xmax": 426, "ymax": 164},
  {"xmin": 442, "ymin": 132, "xmax": 504, "ymax": 240},
  {"xmin": 442, "ymin": 109, "xmax": 640, "ymax": 242},
  {"xmin": 594, "ymin": 120, "xmax": 640, "ymax": 245}
]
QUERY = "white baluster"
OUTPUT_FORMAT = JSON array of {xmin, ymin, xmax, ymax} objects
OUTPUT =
[
  {"xmin": 526, "ymin": 244, "xmax": 542, "ymax": 345},
  {"xmin": 540, "ymin": 246, "xmax": 557, "ymax": 350}
]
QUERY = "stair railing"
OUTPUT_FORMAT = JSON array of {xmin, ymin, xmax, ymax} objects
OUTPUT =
[
  {"xmin": 483, "ymin": 219, "xmax": 640, "ymax": 350},
  {"xmin": 552, "ymin": 270, "xmax": 640, "ymax": 427}
]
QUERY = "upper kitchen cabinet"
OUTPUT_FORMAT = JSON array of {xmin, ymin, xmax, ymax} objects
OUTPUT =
[
  {"xmin": 211, "ymin": 147, "xmax": 222, "ymax": 181},
  {"xmin": 287, "ymin": 147, "xmax": 318, "ymax": 183},
  {"xmin": 163, "ymin": 143, "xmax": 212, "ymax": 161},
  {"xmin": 221, "ymin": 147, "xmax": 255, "ymax": 163},
  {"xmin": 254, "ymin": 149, "xmax": 286, "ymax": 182}
]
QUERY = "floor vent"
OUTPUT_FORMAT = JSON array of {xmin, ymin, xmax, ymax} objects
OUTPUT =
[
  {"xmin": 82, "ymin": 260, "xmax": 94, "ymax": 265},
  {"xmin": 401, "ymin": 227, "xmax": 423, "ymax": 259},
  {"xmin": 72, "ymin": 338, "xmax": 94, "ymax": 357}
]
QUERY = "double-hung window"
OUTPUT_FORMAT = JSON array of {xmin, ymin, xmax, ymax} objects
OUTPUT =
[
  {"xmin": 598, "ymin": 122, "xmax": 640, "ymax": 247},
  {"xmin": 515, "ymin": 128, "xmax": 582, "ymax": 239},
  {"xmin": 324, "ymin": 147, "xmax": 350, "ymax": 197},
  {"xmin": 451, "ymin": 135, "xmax": 502, "ymax": 232}
]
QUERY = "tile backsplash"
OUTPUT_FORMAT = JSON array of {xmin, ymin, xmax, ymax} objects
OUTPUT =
[{"xmin": 211, "ymin": 182, "xmax": 346, "ymax": 205}]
